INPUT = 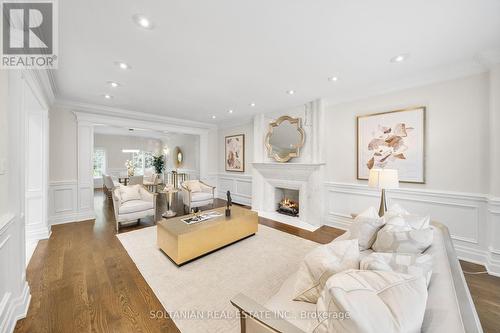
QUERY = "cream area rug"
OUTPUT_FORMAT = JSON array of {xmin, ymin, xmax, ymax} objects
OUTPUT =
[{"xmin": 117, "ymin": 225, "xmax": 318, "ymax": 333}]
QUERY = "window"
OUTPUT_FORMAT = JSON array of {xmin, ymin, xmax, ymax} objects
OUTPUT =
[
  {"xmin": 93, "ymin": 148, "xmax": 106, "ymax": 177},
  {"xmin": 130, "ymin": 150, "xmax": 154, "ymax": 175}
]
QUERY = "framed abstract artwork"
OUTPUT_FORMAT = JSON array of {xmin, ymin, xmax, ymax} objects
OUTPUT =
[
  {"xmin": 357, "ymin": 107, "xmax": 425, "ymax": 183},
  {"xmin": 225, "ymin": 134, "xmax": 245, "ymax": 172}
]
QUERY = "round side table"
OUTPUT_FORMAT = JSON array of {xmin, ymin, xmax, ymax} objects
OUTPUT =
[{"xmin": 162, "ymin": 186, "xmax": 178, "ymax": 218}]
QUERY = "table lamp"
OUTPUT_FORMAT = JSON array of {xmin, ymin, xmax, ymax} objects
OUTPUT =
[{"xmin": 368, "ymin": 168, "xmax": 399, "ymax": 217}]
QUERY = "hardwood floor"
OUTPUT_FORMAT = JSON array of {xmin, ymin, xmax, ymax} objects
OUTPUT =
[{"xmin": 15, "ymin": 189, "xmax": 500, "ymax": 332}]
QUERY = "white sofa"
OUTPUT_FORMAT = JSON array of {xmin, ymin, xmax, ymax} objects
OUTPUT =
[
  {"xmin": 181, "ymin": 180, "xmax": 216, "ymax": 212},
  {"xmin": 112, "ymin": 185, "xmax": 157, "ymax": 231},
  {"xmin": 231, "ymin": 221, "xmax": 483, "ymax": 333}
]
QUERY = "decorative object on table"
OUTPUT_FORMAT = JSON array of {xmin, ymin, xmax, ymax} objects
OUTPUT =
[
  {"xmin": 181, "ymin": 211, "xmax": 223, "ymax": 225},
  {"xmin": 162, "ymin": 185, "xmax": 178, "ymax": 218},
  {"xmin": 357, "ymin": 106, "xmax": 425, "ymax": 183},
  {"xmin": 125, "ymin": 159, "xmax": 135, "ymax": 177},
  {"xmin": 265, "ymin": 115, "xmax": 305, "ymax": 162},
  {"xmin": 226, "ymin": 190, "xmax": 232, "ymax": 217},
  {"xmin": 368, "ymin": 168, "xmax": 399, "ymax": 217},
  {"xmin": 152, "ymin": 153, "xmax": 165, "ymax": 175},
  {"xmin": 225, "ymin": 134, "xmax": 245, "ymax": 172},
  {"xmin": 173, "ymin": 147, "xmax": 183, "ymax": 169}
]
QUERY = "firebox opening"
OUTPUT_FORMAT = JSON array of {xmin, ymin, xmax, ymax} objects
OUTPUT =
[{"xmin": 275, "ymin": 188, "xmax": 299, "ymax": 217}]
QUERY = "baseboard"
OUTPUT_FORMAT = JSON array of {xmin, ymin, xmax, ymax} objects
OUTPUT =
[
  {"xmin": 0, "ymin": 282, "xmax": 31, "ymax": 333},
  {"xmin": 49, "ymin": 210, "xmax": 96, "ymax": 225}
]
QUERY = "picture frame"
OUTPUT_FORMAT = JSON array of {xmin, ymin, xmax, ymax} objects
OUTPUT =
[
  {"xmin": 225, "ymin": 134, "xmax": 245, "ymax": 172},
  {"xmin": 357, "ymin": 106, "xmax": 426, "ymax": 183}
]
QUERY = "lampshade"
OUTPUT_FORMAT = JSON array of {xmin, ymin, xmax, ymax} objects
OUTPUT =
[{"xmin": 368, "ymin": 168, "xmax": 399, "ymax": 189}]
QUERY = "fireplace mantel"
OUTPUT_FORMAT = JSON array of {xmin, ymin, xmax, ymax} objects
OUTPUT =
[{"xmin": 252, "ymin": 162, "xmax": 325, "ymax": 182}]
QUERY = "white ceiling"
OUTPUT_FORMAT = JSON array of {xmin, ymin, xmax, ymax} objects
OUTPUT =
[{"xmin": 55, "ymin": 0, "xmax": 500, "ymax": 123}]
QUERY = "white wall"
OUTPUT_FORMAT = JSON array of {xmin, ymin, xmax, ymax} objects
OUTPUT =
[
  {"xmin": 162, "ymin": 132, "xmax": 200, "ymax": 174},
  {"xmin": 215, "ymin": 122, "xmax": 254, "ymax": 205},
  {"xmin": 49, "ymin": 106, "xmax": 77, "ymax": 181},
  {"xmin": 326, "ymin": 73, "xmax": 489, "ymax": 193}
]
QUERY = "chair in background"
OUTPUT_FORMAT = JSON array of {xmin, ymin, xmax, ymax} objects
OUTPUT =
[
  {"xmin": 103, "ymin": 174, "xmax": 121, "ymax": 199},
  {"xmin": 181, "ymin": 180, "xmax": 216, "ymax": 212},
  {"xmin": 128, "ymin": 175, "xmax": 144, "ymax": 185},
  {"xmin": 111, "ymin": 185, "xmax": 157, "ymax": 231}
]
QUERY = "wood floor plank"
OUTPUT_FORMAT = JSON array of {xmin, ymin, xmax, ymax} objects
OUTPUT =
[{"xmin": 14, "ymin": 189, "xmax": 500, "ymax": 333}]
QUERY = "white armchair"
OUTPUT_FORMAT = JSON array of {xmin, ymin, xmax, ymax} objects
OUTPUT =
[
  {"xmin": 181, "ymin": 180, "xmax": 216, "ymax": 212},
  {"xmin": 112, "ymin": 185, "xmax": 157, "ymax": 231}
]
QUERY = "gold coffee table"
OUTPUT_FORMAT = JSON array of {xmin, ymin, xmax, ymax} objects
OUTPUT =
[{"xmin": 157, "ymin": 206, "xmax": 258, "ymax": 266}]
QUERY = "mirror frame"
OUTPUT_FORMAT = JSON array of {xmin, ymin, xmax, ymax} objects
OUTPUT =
[
  {"xmin": 265, "ymin": 115, "xmax": 305, "ymax": 162},
  {"xmin": 173, "ymin": 146, "xmax": 183, "ymax": 168}
]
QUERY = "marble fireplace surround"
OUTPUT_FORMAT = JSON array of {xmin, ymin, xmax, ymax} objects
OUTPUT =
[{"xmin": 252, "ymin": 162, "xmax": 324, "ymax": 231}]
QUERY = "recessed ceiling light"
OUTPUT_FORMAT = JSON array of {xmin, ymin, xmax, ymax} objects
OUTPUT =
[
  {"xmin": 249, "ymin": 102, "xmax": 256, "ymax": 107},
  {"xmin": 133, "ymin": 14, "xmax": 154, "ymax": 29},
  {"xmin": 107, "ymin": 81, "xmax": 120, "ymax": 88},
  {"xmin": 211, "ymin": 115, "xmax": 216, "ymax": 119},
  {"xmin": 103, "ymin": 94, "xmax": 113, "ymax": 99},
  {"xmin": 228, "ymin": 109, "xmax": 233, "ymax": 114},
  {"xmin": 390, "ymin": 54, "xmax": 409, "ymax": 63},
  {"xmin": 328, "ymin": 76, "xmax": 338, "ymax": 82},
  {"xmin": 115, "ymin": 61, "xmax": 131, "ymax": 70},
  {"xmin": 287, "ymin": 90, "xmax": 295, "ymax": 95}
]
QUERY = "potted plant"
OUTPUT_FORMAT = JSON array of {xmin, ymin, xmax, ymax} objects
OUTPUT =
[{"xmin": 152, "ymin": 153, "xmax": 165, "ymax": 178}]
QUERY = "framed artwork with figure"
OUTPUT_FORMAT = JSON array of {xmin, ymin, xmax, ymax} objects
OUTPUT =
[
  {"xmin": 225, "ymin": 134, "xmax": 245, "ymax": 172},
  {"xmin": 357, "ymin": 106, "xmax": 425, "ymax": 183}
]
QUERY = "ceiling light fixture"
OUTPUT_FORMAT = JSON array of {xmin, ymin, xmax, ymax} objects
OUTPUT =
[
  {"xmin": 122, "ymin": 149, "xmax": 140, "ymax": 154},
  {"xmin": 107, "ymin": 81, "xmax": 120, "ymax": 88},
  {"xmin": 212, "ymin": 115, "xmax": 216, "ymax": 119},
  {"xmin": 133, "ymin": 14, "xmax": 154, "ymax": 29},
  {"xmin": 103, "ymin": 94, "xmax": 113, "ymax": 99},
  {"xmin": 115, "ymin": 61, "xmax": 131, "ymax": 70},
  {"xmin": 328, "ymin": 76, "xmax": 338, "ymax": 82},
  {"xmin": 249, "ymin": 103, "xmax": 256, "ymax": 107},
  {"xmin": 390, "ymin": 54, "xmax": 409, "ymax": 63},
  {"xmin": 228, "ymin": 109, "xmax": 233, "ymax": 114},
  {"xmin": 287, "ymin": 90, "xmax": 295, "ymax": 95}
]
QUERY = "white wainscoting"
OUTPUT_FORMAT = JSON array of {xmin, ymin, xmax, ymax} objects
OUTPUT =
[
  {"xmin": 216, "ymin": 173, "xmax": 252, "ymax": 206},
  {"xmin": 0, "ymin": 214, "xmax": 31, "ymax": 333},
  {"xmin": 324, "ymin": 182, "xmax": 500, "ymax": 276},
  {"xmin": 48, "ymin": 180, "xmax": 95, "ymax": 225}
]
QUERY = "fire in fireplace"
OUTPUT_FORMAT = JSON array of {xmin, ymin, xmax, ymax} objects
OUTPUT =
[{"xmin": 277, "ymin": 198, "xmax": 299, "ymax": 217}]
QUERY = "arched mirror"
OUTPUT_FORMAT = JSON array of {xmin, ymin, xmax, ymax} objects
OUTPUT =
[
  {"xmin": 173, "ymin": 146, "xmax": 183, "ymax": 168},
  {"xmin": 265, "ymin": 116, "xmax": 305, "ymax": 162}
]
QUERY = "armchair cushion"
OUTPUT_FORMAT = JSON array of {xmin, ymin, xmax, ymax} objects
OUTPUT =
[
  {"xmin": 119, "ymin": 200, "xmax": 154, "ymax": 214},
  {"xmin": 191, "ymin": 192, "xmax": 214, "ymax": 202},
  {"xmin": 185, "ymin": 180, "xmax": 202, "ymax": 192},
  {"xmin": 118, "ymin": 185, "xmax": 142, "ymax": 203}
]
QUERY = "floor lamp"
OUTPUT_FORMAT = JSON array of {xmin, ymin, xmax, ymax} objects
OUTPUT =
[{"xmin": 368, "ymin": 168, "xmax": 399, "ymax": 217}]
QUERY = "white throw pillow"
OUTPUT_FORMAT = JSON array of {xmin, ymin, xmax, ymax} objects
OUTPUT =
[
  {"xmin": 372, "ymin": 225, "xmax": 433, "ymax": 254},
  {"xmin": 119, "ymin": 185, "xmax": 142, "ymax": 203},
  {"xmin": 293, "ymin": 239, "xmax": 360, "ymax": 303},
  {"xmin": 385, "ymin": 204, "xmax": 430, "ymax": 230},
  {"xmin": 360, "ymin": 252, "xmax": 433, "ymax": 287},
  {"xmin": 186, "ymin": 181, "xmax": 202, "ymax": 192},
  {"xmin": 348, "ymin": 207, "xmax": 384, "ymax": 250},
  {"xmin": 311, "ymin": 270, "xmax": 427, "ymax": 333}
]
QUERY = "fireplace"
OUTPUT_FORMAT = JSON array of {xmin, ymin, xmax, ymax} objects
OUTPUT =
[{"xmin": 275, "ymin": 188, "xmax": 299, "ymax": 217}]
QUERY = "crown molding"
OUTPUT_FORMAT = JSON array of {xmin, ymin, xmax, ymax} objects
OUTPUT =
[
  {"xmin": 22, "ymin": 69, "xmax": 56, "ymax": 109},
  {"xmin": 54, "ymin": 99, "xmax": 217, "ymax": 131},
  {"xmin": 324, "ymin": 59, "xmax": 489, "ymax": 108}
]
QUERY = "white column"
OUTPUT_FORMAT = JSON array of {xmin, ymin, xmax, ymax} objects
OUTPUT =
[{"xmin": 77, "ymin": 121, "xmax": 95, "ymax": 218}]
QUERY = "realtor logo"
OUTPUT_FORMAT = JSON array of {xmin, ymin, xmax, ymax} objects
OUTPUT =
[{"xmin": 1, "ymin": 0, "xmax": 58, "ymax": 68}]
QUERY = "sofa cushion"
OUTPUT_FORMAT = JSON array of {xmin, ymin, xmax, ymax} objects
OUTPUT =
[
  {"xmin": 293, "ymin": 239, "xmax": 359, "ymax": 303},
  {"xmin": 191, "ymin": 192, "xmax": 213, "ymax": 202},
  {"xmin": 372, "ymin": 225, "xmax": 433, "ymax": 254},
  {"xmin": 312, "ymin": 270, "xmax": 427, "ymax": 333},
  {"xmin": 360, "ymin": 252, "xmax": 433, "ymax": 286},
  {"xmin": 347, "ymin": 207, "xmax": 385, "ymax": 250},
  {"xmin": 384, "ymin": 204, "xmax": 430, "ymax": 230},
  {"xmin": 119, "ymin": 185, "xmax": 141, "ymax": 203},
  {"xmin": 119, "ymin": 199, "xmax": 154, "ymax": 214}
]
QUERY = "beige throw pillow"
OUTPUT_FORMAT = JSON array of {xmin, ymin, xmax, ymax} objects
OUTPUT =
[
  {"xmin": 348, "ymin": 207, "xmax": 384, "ymax": 250},
  {"xmin": 372, "ymin": 225, "xmax": 433, "ymax": 254},
  {"xmin": 186, "ymin": 181, "xmax": 202, "ymax": 192},
  {"xmin": 119, "ymin": 185, "xmax": 141, "ymax": 203},
  {"xmin": 360, "ymin": 252, "xmax": 433, "ymax": 286},
  {"xmin": 311, "ymin": 270, "xmax": 427, "ymax": 333},
  {"xmin": 293, "ymin": 239, "xmax": 360, "ymax": 303}
]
